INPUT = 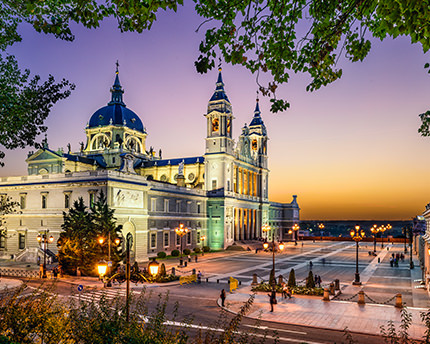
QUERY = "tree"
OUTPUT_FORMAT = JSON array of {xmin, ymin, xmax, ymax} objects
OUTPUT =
[
  {"xmin": 287, "ymin": 268, "xmax": 296, "ymax": 287},
  {"xmin": 57, "ymin": 197, "xmax": 95, "ymax": 275},
  {"xmin": 2, "ymin": 0, "xmax": 430, "ymax": 148},
  {"xmin": 57, "ymin": 192, "xmax": 124, "ymax": 276},
  {"xmin": 306, "ymin": 270, "xmax": 315, "ymax": 288},
  {"xmin": 0, "ymin": 195, "xmax": 18, "ymax": 246}
]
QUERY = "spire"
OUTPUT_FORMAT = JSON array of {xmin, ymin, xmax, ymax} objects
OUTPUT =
[
  {"xmin": 250, "ymin": 96, "xmax": 264, "ymax": 127},
  {"xmin": 209, "ymin": 65, "xmax": 230, "ymax": 102},
  {"xmin": 108, "ymin": 60, "xmax": 125, "ymax": 106}
]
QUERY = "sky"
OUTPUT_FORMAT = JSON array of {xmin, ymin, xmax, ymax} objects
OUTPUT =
[{"xmin": 1, "ymin": 4, "xmax": 430, "ymax": 221}]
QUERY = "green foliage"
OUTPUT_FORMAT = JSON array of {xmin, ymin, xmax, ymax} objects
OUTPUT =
[
  {"xmin": 251, "ymin": 282, "xmax": 323, "ymax": 296},
  {"xmin": 193, "ymin": 247, "xmax": 201, "ymax": 253},
  {"xmin": 306, "ymin": 270, "xmax": 315, "ymax": 288},
  {"xmin": 183, "ymin": 248, "xmax": 191, "ymax": 255},
  {"xmin": 157, "ymin": 251, "xmax": 167, "ymax": 258},
  {"xmin": 0, "ymin": 195, "xmax": 18, "ymax": 240},
  {"xmin": 226, "ymin": 245, "xmax": 245, "ymax": 251},
  {"xmin": 171, "ymin": 249, "xmax": 180, "ymax": 257},
  {"xmin": 57, "ymin": 191, "xmax": 123, "ymax": 276},
  {"xmin": 287, "ymin": 268, "xmax": 296, "ymax": 287},
  {"xmin": 202, "ymin": 246, "xmax": 210, "ymax": 253},
  {"xmin": 380, "ymin": 307, "xmax": 416, "ymax": 344}
]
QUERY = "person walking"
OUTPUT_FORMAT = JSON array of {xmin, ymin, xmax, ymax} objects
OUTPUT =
[
  {"xmin": 220, "ymin": 289, "xmax": 226, "ymax": 307},
  {"xmin": 197, "ymin": 270, "xmax": 202, "ymax": 284},
  {"xmin": 268, "ymin": 290, "xmax": 276, "ymax": 312}
]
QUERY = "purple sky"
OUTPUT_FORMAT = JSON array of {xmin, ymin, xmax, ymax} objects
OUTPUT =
[{"xmin": 2, "ymin": 4, "xmax": 430, "ymax": 220}]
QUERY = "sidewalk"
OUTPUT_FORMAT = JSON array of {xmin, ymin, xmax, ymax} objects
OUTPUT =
[{"xmin": 223, "ymin": 285, "xmax": 427, "ymax": 340}]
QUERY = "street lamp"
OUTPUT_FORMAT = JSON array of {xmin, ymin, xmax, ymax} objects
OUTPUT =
[
  {"xmin": 262, "ymin": 224, "xmax": 285, "ymax": 302},
  {"xmin": 97, "ymin": 261, "xmax": 108, "ymax": 285},
  {"xmin": 125, "ymin": 232, "xmax": 133, "ymax": 323},
  {"xmin": 292, "ymin": 223, "xmax": 300, "ymax": 245},
  {"xmin": 402, "ymin": 227, "xmax": 408, "ymax": 254},
  {"xmin": 148, "ymin": 258, "xmax": 160, "ymax": 277},
  {"xmin": 98, "ymin": 233, "xmax": 120, "ymax": 287},
  {"xmin": 318, "ymin": 223, "xmax": 325, "ymax": 241},
  {"xmin": 350, "ymin": 225, "xmax": 365, "ymax": 285},
  {"xmin": 370, "ymin": 224, "xmax": 379, "ymax": 253},
  {"xmin": 200, "ymin": 235, "xmax": 206, "ymax": 256},
  {"xmin": 175, "ymin": 223, "xmax": 189, "ymax": 266},
  {"xmin": 36, "ymin": 230, "xmax": 54, "ymax": 278}
]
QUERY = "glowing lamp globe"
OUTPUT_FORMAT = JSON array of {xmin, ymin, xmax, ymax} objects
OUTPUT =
[
  {"xmin": 263, "ymin": 242, "xmax": 269, "ymax": 250},
  {"xmin": 148, "ymin": 259, "xmax": 160, "ymax": 277},
  {"xmin": 279, "ymin": 242, "xmax": 285, "ymax": 251},
  {"xmin": 97, "ymin": 262, "xmax": 108, "ymax": 277}
]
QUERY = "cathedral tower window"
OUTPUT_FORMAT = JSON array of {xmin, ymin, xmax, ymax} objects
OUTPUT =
[{"xmin": 20, "ymin": 193, "xmax": 26, "ymax": 209}]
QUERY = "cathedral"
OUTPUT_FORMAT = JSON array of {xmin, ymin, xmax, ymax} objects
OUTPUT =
[{"xmin": 0, "ymin": 66, "xmax": 299, "ymax": 262}]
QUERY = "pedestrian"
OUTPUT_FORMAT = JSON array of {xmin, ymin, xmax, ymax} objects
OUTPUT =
[
  {"xmin": 281, "ymin": 283, "xmax": 287, "ymax": 298},
  {"xmin": 195, "ymin": 255, "xmax": 198, "ymax": 263},
  {"xmin": 188, "ymin": 255, "xmax": 191, "ymax": 262},
  {"xmin": 322, "ymin": 258, "xmax": 326, "ymax": 265},
  {"xmin": 301, "ymin": 242, "xmax": 304, "ymax": 247},
  {"xmin": 390, "ymin": 256, "xmax": 394, "ymax": 267},
  {"xmin": 197, "ymin": 270, "xmax": 202, "ymax": 284},
  {"xmin": 309, "ymin": 261, "xmax": 313, "ymax": 269},
  {"xmin": 53, "ymin": 267, "xmax": 58, "ymax": 279},
  {"xmin": 256, "ymin": 248, "xmax": 259, "ymax": 254},
  {"xmin": 268, "ymin": 290, "xmax": 276, "ymax": 312},
  {"xmin": 220, "ymin": 289, "xmax": 226, "ymax": 307}
]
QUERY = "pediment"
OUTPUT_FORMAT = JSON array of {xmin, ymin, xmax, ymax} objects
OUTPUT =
[{"xmin": 26, "ymin": 149, "xmax": 62, "ymax": 163}]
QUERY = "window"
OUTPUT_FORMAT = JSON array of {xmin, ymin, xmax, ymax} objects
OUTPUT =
[
  {"xmin": 0, "ymin": 235, "xmax": 5, "ymax": 249},
  {"xmin": 89, "ymin": 193, "xmax": 96, "ymax": 209},
  {"xmin": 41, "ymin": 194, "xmax": 47, "ymax": 209},
  {"xmin": 187, "ymin": 201, "xmax": 191, "ymax": 213},
  {"xmin": 197, "ymin": 231, "xmax": 201, "ymax": 244},
  {"xmin": 212, "ymin": 180, "xmax": 217, "ymax": 190},
  {"xmin": 197, "ymin": 203, "xmax": 201, "ymax": 214},
  {"xmin": 164, "ymin": 199, "xmax": 169, "ymax": 213},
  {"xmin": 176, "ymin": 200, "xmax": 181, "ymax": 213},
  {"xmin": 187, "ymin": 231, "xmax": 191, "ymax": 245},
  {"xmin": 227, "ymin": 180, "xmax": 230, "ymax": 191},
  {"xmin": 164, "ymin": 232, "xmax": 169, "ymax": 247},
  {"xmin": 19, "ymin": 219, "xmax": 22, "ymax": 226},
  {"xmin": 18, "ymin": 233, "xmax": 25, "ymax": 249},
  {"xmin": 150, "ymin": 233, "xmax": 157, "ymax": 249},
  {"xmin": 20, "ymin": 194, "xmax": 26, "ymax": 209},
  {"xmin": 151, "ymin": 198, "xmax": 157, "ymax": 212},
  {"xmin": 64, "ymin": 193, "xmax": 71, "ymax": 208},
  {"xmin": 176, "ymin": 234, "xmax": 180, "ymax": 246}
]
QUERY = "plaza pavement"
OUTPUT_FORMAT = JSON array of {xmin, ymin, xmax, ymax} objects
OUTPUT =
[{"xmin": 1, "ymin": 242, "xmax": 429, "ymax": 340}]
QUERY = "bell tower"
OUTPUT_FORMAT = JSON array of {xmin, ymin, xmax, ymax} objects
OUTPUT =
[
  {"xmin": 248, "ymin": 98, "xmax": 268, "ymax": 169},
  {"xmin": 205, "ymin": 67, "xmax": 234, "ymax": 155}
]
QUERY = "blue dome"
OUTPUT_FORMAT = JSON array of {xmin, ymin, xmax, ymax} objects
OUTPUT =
[{"xmin": 88, "ymin": 104, "xmax": 145, "ymax": 133}]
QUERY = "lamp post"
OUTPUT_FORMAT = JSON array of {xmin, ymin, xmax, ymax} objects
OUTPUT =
[
  {"xmin": 200, "ymin": 235, "xmax": 206, "ymax": 256},
  {"xmin": 402, "ymin": 227, "xmax": 408, "ymax": 254},
  {"xmin": 292, "ymin": 223, "xmax": 300, "ymax": 245},
  {"xmin": 318, "ymin": 223, "xmax": 325, "ymax": 241},
  {"xmin": 379, "ymin": 225, "xmax": 387, "ymax": 248},
  {"xmin": 175, "ymin": 223, "xmax": 189, "ymax": 266},
  {"xmin": 262, "ymin": 224, "xmax": 285, "ymax": 300},
  {"xmin": 125, "ymin": 232, "xmax": 133, "ymax": 323},
  {"xmin": 98, "ymin": 234, "xmax": 120, "ymax": 287},
  {"xmin": 148, "ymin": 258, "xmax": 160, "ymax": 277},
  {"xmin": 97, "ymin": 261, "xmax": 108, "ymax": 286},
  {"xmin": 36, "ymin": 230, "xmax": 54, "ymax": 278},
  {"xmin": 350, "ymin": 225, "xmax": 365, "ymax": 285},
  {"xmin": 370, "ymin": 224, "xmax": 379, "ymax": 253}
]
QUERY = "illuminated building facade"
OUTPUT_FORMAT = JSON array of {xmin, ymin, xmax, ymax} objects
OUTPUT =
[{"xmin": 0, "ymin": 67, "xmax": 299, "ymax": 262}]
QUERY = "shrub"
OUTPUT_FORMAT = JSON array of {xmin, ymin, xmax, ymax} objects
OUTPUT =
[
  {"xmin": 183, "ymin": 248, "xmax": 191, "ymax": 255},
  {"xmin": 288, "ymin": 269, "xmax": 296, "ymax": 287},
  {"xmin": 193, "ymin": 247, "xmax": 201, "ymax": 253},
  {"xmin": 171, "ymin": 249, "xmax": 180, "ymax": 257},
  {"xmin": 160, "ymin": 263, "xmax": 166, "ymax": 277},
  {"xmin": 306, "ymin": 270, "xmax": 315, "ymax": 288},
  {"xmin": 157, "ymin": 251, "xmax": 167, "ymax": 259},
  {"xmin": 203, "ymin": 246, "xmax": 210, "ymax": 252},
  {"xmin": 226, "ymin": 245, "xmax": 245, "ymax": 251}
]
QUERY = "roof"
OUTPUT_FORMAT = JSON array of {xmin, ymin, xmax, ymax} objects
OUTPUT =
[
  {"xmin": 209, "ymin": 69, "xmax": 230, "ymax": 102},
  {"xmin": 249, "ymin": 100, "xmax": 265, "ymax": 127},
  {"xmin": 142, "ymin": 156, "xmax": 204, "ymax": 168},
  {"xmin": 87, "ymin": 68, "xmax": 146, "ymax": 133}
]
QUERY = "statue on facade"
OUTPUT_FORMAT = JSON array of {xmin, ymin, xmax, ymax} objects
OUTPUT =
[
  {"xmin": 67, "ymin": 143, "xmax": 71, "ymax": 153},
  {"xmin": 79, "ymin": 142, "xmax": 84, "ymax": 152},
  {"xmin": 178, "ymin": 161, "xmax": 184, "ymax": 176}
]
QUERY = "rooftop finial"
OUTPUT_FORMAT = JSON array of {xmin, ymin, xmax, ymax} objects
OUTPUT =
[
  {"xmin": 218, "ymin": 57, "xmax": 222, "ymax": 72},
  {"xmin": 116, "ymin": 60, "xmax": 119, "ymax": 74},
  {"xmin": 256, "ymin": 90, "xmax": 259, "ymax": 102}
]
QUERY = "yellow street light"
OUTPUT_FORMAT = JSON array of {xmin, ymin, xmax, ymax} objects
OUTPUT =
[
  {"xmin": 263, "ymin": 241, "xmax": 269, "ymax": 250},
  {"xmin": 292, "ymin": 223, "xmax": 300, "ymax": 245},
  {"xmin": 318, "ymin": 223, "xmax": 325, "ymax": 241},
  {"xmin": 278, "ymin": 242, "xmax": 285, "ymax": 251},
  {"xmin": 200, "ymin": 235, "xmax": 206, "ymax": 256},
  {"xmin": 97, "ymin": 261, "xmax": 108, "ymax": 278},
  {"xmin": 175, "ymin": 223, "xmax": 189, "ymax": 266},
  {"xmin": 114, "ymin": 237, "xmax": 121, "ymax": 246},
  {"xmin": 148, "ymin": 258, "xmax": 160, "ymax": 277},
  {"xmin": 98, "ymin": 237, "xmax": 105, "ymax": 245},
  {"xmin": 350, "ymin": 225, "xmax": 365, "ymax": 285}
]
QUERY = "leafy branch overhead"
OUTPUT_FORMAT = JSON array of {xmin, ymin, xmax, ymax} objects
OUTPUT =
[{"xmin": 1, "ymin": 0, "xmax": 430, "ymax": 164}]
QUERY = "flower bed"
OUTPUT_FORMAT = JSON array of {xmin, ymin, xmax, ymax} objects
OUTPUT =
[{"xmin": 251, "ymin": 282, "xmax": 324, "ymax": 296}]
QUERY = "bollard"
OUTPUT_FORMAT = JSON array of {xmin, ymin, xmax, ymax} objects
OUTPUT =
[
  {"xmin": 239, "ymin": 281, "xmax": 242, "ymax": 285},
  {"xmin": 184, "ymin": 261, "xmax": 187, "ymax": 267},
  {"xmin": 206, "ymin": 278, "xmax": 208, "ymax": 283},
  {"xmin": 378, "ymin": 257, "xmax": 380, "ymax": 263},
  {"xmin": 334, "ymin": 279, "xmax": 340, "ymax": 291},
  {"xmin": 252, "ymin": 273, "xmax": 258, "ymax": 285},
  {"xmin": 171, "ymin": 267, "xmax": 176, "ymax": 276},
  {"xmin": 358, "ymin": 291, "xmax": 365, "ymax": 305},
  {"xmin": 323, "ymin": 288, "xmax": 330, "ymax": 301},
  {"xmin": 395, "ymin": 294, "xmax": 403, "ymax": 308},
  {"xmin": 192, "ymin": 268, "xmax": 196, "ymax": 275},
  {"xmin": 217, "ymin": 279, "xmax": 219, "ymax": 283},
  {"xmin": 278, "ymin": 275, "xmax": 283, "ymax": 285},
  {"xmin": 329, "ymin": 283, "xmax": 335, "ymax": 295}
]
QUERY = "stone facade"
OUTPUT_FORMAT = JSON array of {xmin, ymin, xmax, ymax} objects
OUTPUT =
[{"xmin": 0, "ymin": 67, "xmax": 299, "ymax": 262}]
